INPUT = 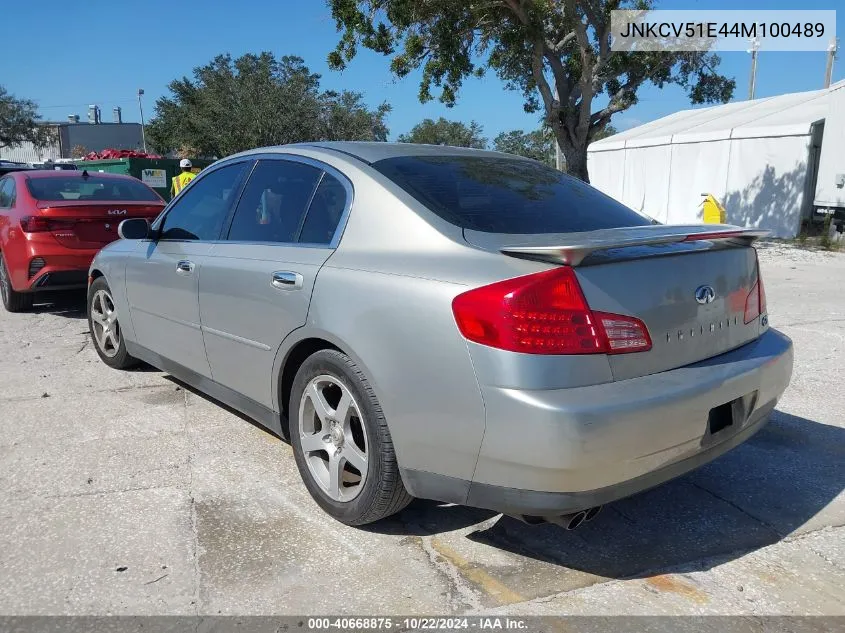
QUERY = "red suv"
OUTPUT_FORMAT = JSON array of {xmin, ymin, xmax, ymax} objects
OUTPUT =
[{"xmin": 0, "ymin": 170, "xmax": 165, "ymax": 312}]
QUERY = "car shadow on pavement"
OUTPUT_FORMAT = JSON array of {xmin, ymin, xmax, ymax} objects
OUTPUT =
[
  {"xmin": 163, "ymin": 375, "xmax": 288, "ymax": 436},
  {"xmin": 379, "ymin": 410, "xmax": 844, "ymax": 578},
  {"xmin": 30, "ymin": 291, "xmax": 87, "ymax": 318}
]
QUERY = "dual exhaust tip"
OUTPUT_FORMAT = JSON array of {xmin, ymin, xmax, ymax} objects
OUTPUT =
[{"xmin": 517, "ymin": 505, "xmax": 603, "ymax": 530}]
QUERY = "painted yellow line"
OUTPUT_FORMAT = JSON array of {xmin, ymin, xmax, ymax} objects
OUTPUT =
[{"xmin": 431, "ymin": 536, "xmax": 525, "ymax": 605}]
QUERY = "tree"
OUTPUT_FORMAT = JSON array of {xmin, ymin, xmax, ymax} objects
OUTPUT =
[
  {"xmin": 493, "ymin": 127, "xmax": 554, "ymax": 165},
  {"xmin": 147, "ymin": 53, "xmax": 390, "ymax": 157},
  {"xmin": 0, "ymin": 86, "xmax": 55, "ymax": 150},
  {"xmin": 327, "ymin": 1, "xmax": 734, "ymax": 181},
  {"xmin": 397, "ymin": 117, "xmax": 487, "ymax": 148},
  {"xmin": 593, "ymin": 124, "xmax": 618, "ymax": 141},
  {"xmin": 70, "ymin": 145, "xmax": 89, "ymax": 159},
  {"xmin": 321, "ymin": 90, "xmax": 390, "ymax": 143}
]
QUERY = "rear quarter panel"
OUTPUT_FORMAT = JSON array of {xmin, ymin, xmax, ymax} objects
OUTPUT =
[
  {"xmin": 305, "ymin": 265, "xmax": 486, "ymax": 481},
  {"xmin": 0, "ymin": 178, "xmax": 28, "ymax": 289}
]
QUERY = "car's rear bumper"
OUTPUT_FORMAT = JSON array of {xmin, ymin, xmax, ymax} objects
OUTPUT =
[
  {"xmin": 24, "ymin": 249, "xmax": 97, "ymax": 292},
  {"xmin": 401, "ymin": 328, "xmax": 793, "ymax": 516}
]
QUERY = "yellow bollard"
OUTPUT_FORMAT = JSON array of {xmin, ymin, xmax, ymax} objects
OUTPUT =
[{"xmin": 700, "ymin": 193, "xmax": 726, "ymax": 224}]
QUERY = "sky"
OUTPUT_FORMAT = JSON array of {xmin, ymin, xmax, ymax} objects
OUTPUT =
[{"xmin": 2, "ymin": 0, "xmax": 843, "ymax": 142}]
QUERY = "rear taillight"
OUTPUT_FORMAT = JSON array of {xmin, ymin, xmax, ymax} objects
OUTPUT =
[
  {"xmin": 20, "ymin": 216, "xmax": 52, "ymax": 232},
  {"xmin": 452, "ymin": 267, "xmax": 652, "ymax": 355},
  {"xmin": 594, "ymin": 312, "xmax": 652, "ymax": 352},
  {"xmin": 744, "ymin": 255, "xmax": 767, "ymax": 324}
]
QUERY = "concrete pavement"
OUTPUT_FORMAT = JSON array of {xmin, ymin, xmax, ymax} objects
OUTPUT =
[{"xmin": 0, "ymin": 243, "xmax": 842, "ymax": 616}]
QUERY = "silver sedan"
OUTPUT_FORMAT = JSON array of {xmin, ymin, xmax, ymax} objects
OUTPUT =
[{"xmin": 87, "ymin": 143, "xmax": 793, "ymax": 528}]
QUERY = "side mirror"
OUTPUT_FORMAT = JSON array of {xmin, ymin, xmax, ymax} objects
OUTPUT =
[{"xmin": 118, "ymin": 218, "xmax": 150, "ymax": 240}]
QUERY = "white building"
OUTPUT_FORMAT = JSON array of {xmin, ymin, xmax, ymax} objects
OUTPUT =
[
  {"xmin": 587, "ymin": 89, "xmax": 830, "ymax": 238},
  {"xmin": 0, "ymin": 121, "xmax": 144, "ymax": 164}
]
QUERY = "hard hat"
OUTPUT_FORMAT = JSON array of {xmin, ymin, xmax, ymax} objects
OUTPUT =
[{"xmin": 179, "ymin": 159, "xmax": 192, "ymax": 168}]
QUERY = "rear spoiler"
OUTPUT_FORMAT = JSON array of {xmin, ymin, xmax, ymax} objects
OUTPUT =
[{"xmin": 500, "ymin": 226, "xmax": 769, "ymax": 267}]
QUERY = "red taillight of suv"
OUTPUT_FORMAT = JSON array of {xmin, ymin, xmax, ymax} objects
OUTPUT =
[{"xmin": 452, "ymin": 267, "xmax": 652, "ymax": 355}]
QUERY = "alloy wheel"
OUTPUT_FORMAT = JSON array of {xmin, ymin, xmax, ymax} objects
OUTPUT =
[
  {"xmin": 298, "ymin": 375, "xmax": 369, "ymax": 502},
  {"xmin": 90, "ymin": 289, "xmax": 121, "ymax": 358}
]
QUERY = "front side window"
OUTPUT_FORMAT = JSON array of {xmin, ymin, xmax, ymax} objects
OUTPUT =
[
  {"xmin": 372, "ymin": 155, "xmax": 652, "ymax": 234},
  {"xmin": 160, "ymin": 162, "xmax": 250, "ymax": 241},
  {"xmin": 227, "ymin": 160, "xmax": 322, "ymax": 243}
]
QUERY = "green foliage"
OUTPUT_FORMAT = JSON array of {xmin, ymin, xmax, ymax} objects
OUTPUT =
[
  {"xmin": 592, "ymin": 124, "xmax": 618, "ymax": 141},
  {"xmin": 147, "ymin": 53, "xmax": 390, "ymax": 157},
  {"xmin": 820, "ymin": 214, "xmax": 833, "ymax": 250},
  {"xmin": 397, "ymin": 117, "xmax": 487, "ymax": 148},
  {"xmin": 327, "ymin": 0, "xmax": 734, "ymax": 181},
  {"xmin": 492, "ymin": 123, "xmax": 614, "ymax": 166},
  {"xmin": 0, "ymin": 86, "xmax": 55, "ymax": 150},
  {"xmin": 493, "ymin": 127, "xmax": 554, "ymax": 165}
]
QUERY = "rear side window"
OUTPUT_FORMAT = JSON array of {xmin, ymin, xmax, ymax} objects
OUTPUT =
[
  {"xmin": 227, "ymin": 160, "xmax": 322, "ymax": 243},
  {"xmin": 0, "ymin": 178, "xmax": 15, "ymax": 208},
  {"xmin": 27, "ymin": 175, "xmax": 161, "ymax": 202},
  {"xmin": 299, "ymin": 173, "xmax": 347, "ymax": 244},
  {"xmin": 372, "ymin": 156, "xmax": 651, "ymax": 234}
]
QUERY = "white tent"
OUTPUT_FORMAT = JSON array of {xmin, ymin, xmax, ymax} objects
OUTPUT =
[
  {"xmin": 814, "ymin": 79, "xmax": 845, "ymax": 210},
  {"xmin": 587, "ymin": 89, "xmax": 829, "ymax": 238}
]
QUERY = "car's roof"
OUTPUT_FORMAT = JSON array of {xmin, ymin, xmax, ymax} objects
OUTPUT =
[{"xmin": 254, "ymin": 141, "xmax": 523, "ymax": 165}]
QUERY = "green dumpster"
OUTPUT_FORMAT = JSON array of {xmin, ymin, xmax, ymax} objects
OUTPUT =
[{"xmin": 76, "ymin": 157, "xmax": 214, "ymax": 201}]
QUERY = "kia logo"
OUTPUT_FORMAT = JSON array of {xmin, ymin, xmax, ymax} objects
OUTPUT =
[
  {"xmin": 695, "ymin": 285, "xmax": 716, "ymax": 304},
  {"xmin": 107, "ymin": 209, "xmax": 127, "ymax": 215}
]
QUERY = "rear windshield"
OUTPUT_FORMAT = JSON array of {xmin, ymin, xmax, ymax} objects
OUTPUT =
[
  {"xmin": 372, "ymin": 155, "xmax": 652, "ymax": 234},
  {"xmin": 27, "ymin": 175, "xmax": 161, "ymax": 202}
]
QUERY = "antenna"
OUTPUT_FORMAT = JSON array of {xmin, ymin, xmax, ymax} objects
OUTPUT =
[
  {"xmin": 747, "ymin": 37, "xmax": 760, "ymax": 100},
  {"xmin": 824, "ymin": 37, "xmax": 839, "ymax": 88}
]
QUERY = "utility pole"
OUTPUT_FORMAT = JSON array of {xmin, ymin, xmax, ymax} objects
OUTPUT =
[
  {"xmin": 553, "ymin": 85, "xmax": 564, "ymax": 171},
  {"xmin": 747, "ymin": 37, "xmax": 760, "ymax": 100},
  {"xmin": 824, "ymin": 37, "xmax": 839, "ymax": 88},
  {"xmin": 137, "ymin": 89, "xmax": 147, "ymax": 153}
]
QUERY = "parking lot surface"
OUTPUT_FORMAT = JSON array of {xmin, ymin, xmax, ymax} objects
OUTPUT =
[{"xmin": 0, "ymin": 242, "xmax": 842, "ymax": 616}]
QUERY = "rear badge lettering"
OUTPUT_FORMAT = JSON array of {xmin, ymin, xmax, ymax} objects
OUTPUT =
[
  {"xmin": 666, "ymin": 317, "xmax": 742, "ymax": 343},
  {"xmin": 107, "ymin": 209, "xmax": 128, "ymax": 216}
]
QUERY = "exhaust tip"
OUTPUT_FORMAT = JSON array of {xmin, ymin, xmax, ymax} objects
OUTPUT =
[
  {"xmin": 566, "ymin": 511, "xmax": 587, "ymax": 530},
  {"xmin": 584, "ymin": 506, "xmax": 603, "ymax": 522},
  {"xmin": 544, "ymin": 510, "xmax": 588, "ymax": 530}
]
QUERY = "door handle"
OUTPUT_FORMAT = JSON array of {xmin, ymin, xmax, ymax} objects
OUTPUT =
[
  {"xmin": 271, "ymin": 271, "xmax": 303, "ymax": 290},
  {"xmin": 176, "ymin": 260, "xmax": 195, "ymax": 275}
]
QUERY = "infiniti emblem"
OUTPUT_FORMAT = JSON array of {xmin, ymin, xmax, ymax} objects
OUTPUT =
[{"xmin": 695, "ymin": 285, "xmax": 716, "ymax": 304}]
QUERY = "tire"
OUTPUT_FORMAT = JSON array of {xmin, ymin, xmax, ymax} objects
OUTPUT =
[
  {"xmin": 87, "ymin": 277, "xmax": 139, "ymax": 369},
  {"xmin": 289, "ymin": 349, "xmax": 412, "ymax": 525},
  {"xmin": 0, "ymin": 254, "xmax": 34, "ymax": 313}
]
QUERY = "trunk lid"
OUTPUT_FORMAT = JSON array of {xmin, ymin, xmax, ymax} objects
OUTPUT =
[
  {"xmin": 37, "ymin": 201, "xmax": 164, "ymax": 249},
  {"xmin": 464, "ymin": 225, "xmax": 765, "ymax": 380}
]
